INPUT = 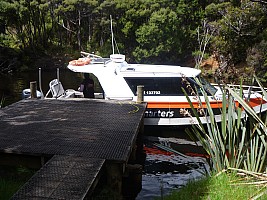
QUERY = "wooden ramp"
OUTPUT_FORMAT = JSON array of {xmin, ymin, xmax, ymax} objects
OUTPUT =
[{"xmin": 0, "ymin": 99, "xmax": 146, "ymax": 199}]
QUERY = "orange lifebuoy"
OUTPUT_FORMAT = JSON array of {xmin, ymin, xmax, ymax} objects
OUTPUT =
[{"xmin": 69, "ymin": 58, "xmax": 90, "ymax": 66}]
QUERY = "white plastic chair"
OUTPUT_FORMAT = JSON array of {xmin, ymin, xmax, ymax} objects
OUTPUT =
[{"xmin": 45, "ymin": 79, "xmax": 65, "ymax": 98}]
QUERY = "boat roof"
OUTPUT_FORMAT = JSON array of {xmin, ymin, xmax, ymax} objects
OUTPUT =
[
  {"xmin": 120, "ymin": 63, "xmax": 201, "ymax": 78},
  {"xmin": 68, "ymin": 55, "xmax": 202, "ymax": 78}
]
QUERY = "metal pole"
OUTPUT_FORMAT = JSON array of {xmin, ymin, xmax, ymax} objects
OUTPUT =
[
  {"xmin": 57, "ymin": 68, "xmax": 60, "ymax": 82},
  {"xmin": 110, "ymin": 15, "xmax": 115, "ymax": 55},
  {"xmin": 38, "ymin": 68, "xmax": 44, "ymax": 99}
]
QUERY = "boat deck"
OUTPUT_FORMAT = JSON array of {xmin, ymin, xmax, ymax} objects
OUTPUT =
[{"xmin": 0, "ymin": 99, "xmax": 146, "ymax": 199}]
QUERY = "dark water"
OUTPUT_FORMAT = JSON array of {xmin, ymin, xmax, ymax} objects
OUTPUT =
[
  {"xmin": 0, "ymin": 71, "xmax": 208, "ymax": 199},
  {"xmin": 0, "ymin": 69, "xmax": 102, "ymax": 107},
  {"xmin": 136, "ymin": 133, "xmax": 208, "ymax": 199}
]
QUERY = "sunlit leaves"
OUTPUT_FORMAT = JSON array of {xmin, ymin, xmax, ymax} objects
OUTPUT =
[
  {"xmin": 0, "ymin": 0, "xmax": 266, "ymax": 72},
  {"xmin": 186, "ymin": 78, "xmax": 267, "ymax": 173},
  {"xmin": 206, "ymin": 1, "xmax": 267, "ymax": 64},
  {"xmin": 134, "ymin": 8, "xmax": 179, "ymax": 63}
]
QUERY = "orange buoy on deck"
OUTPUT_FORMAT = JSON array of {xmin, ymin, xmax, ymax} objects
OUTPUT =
[{"xmin": 69, "ymin": 57, "xmax": 91, "ymax": 66}]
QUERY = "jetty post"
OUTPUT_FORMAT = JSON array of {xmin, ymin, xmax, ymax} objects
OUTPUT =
[
  {"xmin": 30, "ymin": 81, "xmax": 37, "ymax": 98},
  {"xmin": 137, "ymin": 85, "xmax": 144, "ymax": 103}
]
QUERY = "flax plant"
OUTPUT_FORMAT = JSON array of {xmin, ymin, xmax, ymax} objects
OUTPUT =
[{"xmin": 184, "ymin": 77, "xmax": 267, "ymax": 173}]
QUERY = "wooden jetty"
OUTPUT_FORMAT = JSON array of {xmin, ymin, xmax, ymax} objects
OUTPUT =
[{"xmin": 0, "ymin": 99, "xmax": 146, "ymax": 199}]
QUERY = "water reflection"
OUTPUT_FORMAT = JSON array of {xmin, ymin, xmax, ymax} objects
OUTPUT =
[
  {"xmin": 0, "ymin": 70, "xmax": 101, "ymax": 107},
  {"xmin": 136, "ymin": 135, "xmax": 209, "ymax": 200}
]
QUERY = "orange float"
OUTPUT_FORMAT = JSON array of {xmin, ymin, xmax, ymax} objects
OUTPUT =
[{"xmin": 69, "ymin": 57, "xmax": 90, "ymax": 66}]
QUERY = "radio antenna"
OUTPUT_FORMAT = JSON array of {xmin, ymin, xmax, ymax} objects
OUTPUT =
[
  {"xmin": 110, "ymin": 15, "xmax": 115, "ymax": 55},
  {"xmin": 110, "ymin": 15, "xmax": 120, "ymax": 54}
]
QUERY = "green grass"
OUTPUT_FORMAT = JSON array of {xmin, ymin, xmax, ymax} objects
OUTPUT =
[
  {"xmin": 0, "ymin": 166, "xmax": 35, "ymax": 200},
  {"xmin": 162, "ymin": 172, "xmax": 267, "ymax": 200},
  {"xmin": 0, "ymin": 178, "xmax": 26, "ymax": 200},
  {"xmin": 164, "ymin": 77, "xmax": 267, "ymax": 200},
  {"xmin": 0, "ymin": 94, "xmax": 5, "ymax": 108}
]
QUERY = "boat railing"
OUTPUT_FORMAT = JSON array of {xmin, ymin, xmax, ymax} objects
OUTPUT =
[
  {"xmin": 212, "ymin": 83, "xmax": 267, "ymax": 94},
  {"xmin": 80, "ymin": 51, "xmax": 110, "ymax": 64}
]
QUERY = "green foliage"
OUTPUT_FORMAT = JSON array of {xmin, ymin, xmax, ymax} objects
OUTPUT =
[
  {"xmin": 185, "ymin": 77, "xmax": 267, "ymax": 173},
  {"xmin": 0, "ymin": 0, "xmax": 267, "ymax": 76},
  {"xmin": 134, "ymin": 7, "xmax": 180, "ymax": 63},
  {"xmin": 206, "ymin": 1, "xmax": 267, "ymax": 65},
  {"xmin": 247, "ymin": 39, "xmax": 267, "ymax": 81},
  {"xmin": 0, "ymin": 166, "xmax": 35, "ymax": 199},
  {"xmin": 0, "ymin": 178, "xmax": 23, "ymax": 200},
  {"xmin": 163, "ymin": 171, "xmax": 267, "ymax": 200},
  {"xmin": 0, "ymin": 94, "xmax": 5, "ymax": 108},
  {"xmin": 0, "ymin": 0, "xmax": 207, "ymax": 65}
]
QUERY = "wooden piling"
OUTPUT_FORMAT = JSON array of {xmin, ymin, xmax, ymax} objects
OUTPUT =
[
  {"xmin": 122, "ymin": 164, "xmax": 143, "ymax": 198},
  {"xmin": 30, "ymin": 81, "xmax": 37, "ymax": 98},
  {"xmin": 106, "ymin": 162, "xmax": 124, "ymax": 199}
]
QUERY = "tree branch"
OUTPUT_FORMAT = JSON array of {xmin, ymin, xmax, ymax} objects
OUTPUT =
[{"xmin": 57, "ymin": 20, "xmax": 75, "ymax": 33}]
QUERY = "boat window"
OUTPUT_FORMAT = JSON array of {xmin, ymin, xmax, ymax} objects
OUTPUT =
[
  {"xmin": 187, "ymin": 76, "xmax": 217, "ymax": 96},
  {"xmin": 124, "ymin": 77, "xmax": 196, "ymax": 96}
]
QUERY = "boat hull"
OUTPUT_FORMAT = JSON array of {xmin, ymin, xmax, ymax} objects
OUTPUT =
[
  {"xmin": 67, "ymin": 53, "xmax": 267, "ymax": 127},
  {"xmin": 143, "ymin": 99, "xmax": 267, "ymax": 126}
]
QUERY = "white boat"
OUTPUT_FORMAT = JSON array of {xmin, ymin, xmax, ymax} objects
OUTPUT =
[
  {"xmin": 22, "ymin": 88, "xmax": 43, "ymax": 99},
  {"xmin": 67, "ymin": 52, "xmax": 267, "ymax": 126}
]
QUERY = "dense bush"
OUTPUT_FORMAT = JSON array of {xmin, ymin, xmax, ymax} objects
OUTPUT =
[{"xmin": 0, "ymin": 0, "xmax": 266, "ymax": 79}]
